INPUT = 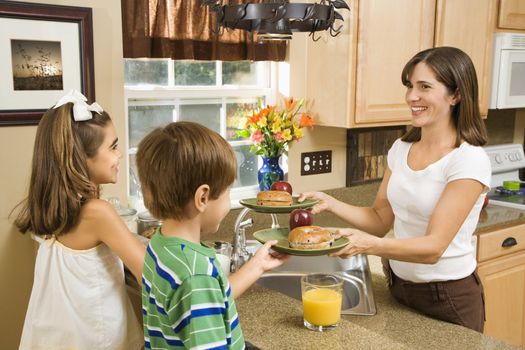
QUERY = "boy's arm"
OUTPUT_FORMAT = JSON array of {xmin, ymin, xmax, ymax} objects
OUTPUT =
[{"xmin": 229, "ymin": 240, "xmax": 289, "ymax": 298}]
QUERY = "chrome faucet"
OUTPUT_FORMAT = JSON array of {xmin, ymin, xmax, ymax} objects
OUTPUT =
[{"xmin": 231, "ymin": 207, "xmax": 280, "ymax": 272}]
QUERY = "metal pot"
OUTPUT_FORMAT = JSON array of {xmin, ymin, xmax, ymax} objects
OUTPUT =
[{"xmin": 137, "ymin": 211, "xmax": 162, "ymax": 238}]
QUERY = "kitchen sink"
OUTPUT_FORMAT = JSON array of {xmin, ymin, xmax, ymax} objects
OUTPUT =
[{"xmin": 255, "ymin": 251, "xmax": 377, "ymax": 315}]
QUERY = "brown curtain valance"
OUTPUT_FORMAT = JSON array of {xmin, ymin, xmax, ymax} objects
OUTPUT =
[{"xmin": 121, "ymin": 0, "xmax": 286, "ymax": 61}]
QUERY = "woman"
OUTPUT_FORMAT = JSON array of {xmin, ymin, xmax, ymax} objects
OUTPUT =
[{"xmin": 300, "ymin": 47, "xmax": 491, "ymax": 332}]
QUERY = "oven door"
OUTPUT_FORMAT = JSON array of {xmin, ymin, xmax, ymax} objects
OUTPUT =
[{"xmin": 494, "ymin": 50, "xmax": 525, "ymax": 109}]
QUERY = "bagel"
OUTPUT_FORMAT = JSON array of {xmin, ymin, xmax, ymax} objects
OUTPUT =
[
  {"xmin": 288, "ymin": 225, "xmax": 334, "ymax": 249},
  {"xmin": 256, "ymin": 190, "xmax": 293, "ymax": 206}
]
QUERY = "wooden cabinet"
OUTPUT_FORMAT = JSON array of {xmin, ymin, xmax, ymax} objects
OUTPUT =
[
  {"xmin": 306, "ymin": 0, "xmax": 496, "ymax": 128},
  {"xmin": 434, "ymin": 0, "xmax": 496, "ymax": 116},
  {"xmin": 498, "ymin": 0, "xmax": 525, "ymax": 30},
  {"xmin": 477, "ymin": 224, "xmax": 525, "ymax": 348}
]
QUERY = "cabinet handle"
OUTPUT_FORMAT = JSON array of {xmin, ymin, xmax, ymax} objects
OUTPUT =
[{"xmin": 502, "ymin": 237, "xmax": 517, "ymax": 248}]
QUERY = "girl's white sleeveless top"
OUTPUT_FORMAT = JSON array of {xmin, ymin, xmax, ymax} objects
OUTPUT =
[{"xmin": 19, "ymin": 236, "xmax": 143, "ymax": 350}]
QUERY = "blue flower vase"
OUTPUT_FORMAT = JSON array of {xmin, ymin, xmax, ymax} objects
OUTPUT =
[{"xmin": 258, "ymin": 155, "xmax": 284, "ymax": 191}]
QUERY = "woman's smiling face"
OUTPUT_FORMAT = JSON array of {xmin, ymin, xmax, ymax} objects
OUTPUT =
[{"xmin": 405, "ymin": 62, "xmax": 458, "ymax": 128}]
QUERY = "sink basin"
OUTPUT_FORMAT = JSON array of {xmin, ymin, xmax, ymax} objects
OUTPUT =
[{"xmin": 256, "ymin": 252, "xmax": 377, "ymax": 315}]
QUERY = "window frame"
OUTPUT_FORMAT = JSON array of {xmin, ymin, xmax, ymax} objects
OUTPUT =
[{"xmin": 124, "ymin": 60, "xmax": 279, "ymax": 208}]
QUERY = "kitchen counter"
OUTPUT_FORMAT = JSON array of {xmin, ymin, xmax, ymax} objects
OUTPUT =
[
  {"xmin": 218, "ymin": 184, "xmax": 525, "ymax": 349},
  {"xmin": 236, "ymin": 255, "xmax": 519, "ymax": 350},
  {"xmin": 131, "ymin": 183, "xmax": 525, "ymax": 349}
]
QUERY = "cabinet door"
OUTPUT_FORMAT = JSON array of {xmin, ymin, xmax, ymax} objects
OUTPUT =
[
  {"xmin": 434, "ymin": 0, "xmax": 497, "ymax": 117},
  {"xmin": 498, "ymin": 0, "xmax": 525, "ymax": 30},
  {"xmin": 354, "ymin": 0, "xmax": 435, "ymax": 125},
  {"xmin": 305, "ymin": 0, "xmax": 358, "ymax": 128},
  {"xmin": 477, "ymin": 252, "xmax": 525, "ymax": 348}
]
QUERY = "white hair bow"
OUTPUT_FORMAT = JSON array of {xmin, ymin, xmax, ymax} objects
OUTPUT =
[{"xmin": 53, "ymin": 89, "xmax": 103, "ymax": 121}]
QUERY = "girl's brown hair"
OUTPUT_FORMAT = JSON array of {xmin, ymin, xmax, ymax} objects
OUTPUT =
[
  {"xmin": 136, "ymin": 121, "xmax": 237, "ymax": 220},
  {"xmin": 13, "ymin": 103, "xmax": 111, "ymax": 236},
  {"xmin": 401, "ymin": 46, "xmax": 488, "ymax": 146}
]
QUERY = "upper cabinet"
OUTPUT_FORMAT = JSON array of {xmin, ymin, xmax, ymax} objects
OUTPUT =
[
  {"xmin": 434, "ymin": 0, "xmax": 496, "ymax": 116},
  {"xmin": 498, "ymin": 0, "xmax": 525, "ymax": 30},
  {"xmin": 306, "ymin": 0, "xmax": 497, "ymax": 128}
]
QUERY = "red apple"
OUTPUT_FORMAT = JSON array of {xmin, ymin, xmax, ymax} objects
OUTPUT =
[
  {"xmin": 289, "ymin": 209, "xmax": 313, "ymax": 230},
  {"xmin": 271, "ymin": 181, "xmax": 293, "ymax": 195},
  {"xmin": 482, "ymin": 196, "xmax": 489, "ymax": 209}
]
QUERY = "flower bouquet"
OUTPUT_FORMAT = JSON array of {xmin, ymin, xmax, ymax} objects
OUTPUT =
[
  {"xmin": 235, "ymin": 97, "xmax": 314, "ymax": 190},
  {"xmin": 235, "ymin": 97, "xmax": 314, "ymax": 157}
]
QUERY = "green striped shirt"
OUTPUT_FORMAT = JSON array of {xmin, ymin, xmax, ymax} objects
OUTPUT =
[{"xmin": 142, "ymin": 231, "xmax": 245, "ymax": 349}]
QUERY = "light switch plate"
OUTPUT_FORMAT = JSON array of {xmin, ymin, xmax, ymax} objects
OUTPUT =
[{"xmin": 301, "ymin": 151, "xmax": 332, "ymax": 175}]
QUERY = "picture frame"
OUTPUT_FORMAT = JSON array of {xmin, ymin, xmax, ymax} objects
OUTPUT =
[{"xmin": 0, "ymin": 1, "xmax": 94, "ymax": 126}]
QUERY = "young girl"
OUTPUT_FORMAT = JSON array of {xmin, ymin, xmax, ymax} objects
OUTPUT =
[{"xmin": 14, "ymin": 90, "xmax": 145, "ymax": 349}]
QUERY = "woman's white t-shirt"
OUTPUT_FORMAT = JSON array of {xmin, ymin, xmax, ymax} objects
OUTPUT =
[{"xmin": 387, "ymin": 138, "xmax": 491, "ymax": 283}]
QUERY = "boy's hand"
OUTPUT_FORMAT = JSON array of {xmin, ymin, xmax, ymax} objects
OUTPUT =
[
  {"xmin": 229, "ymin": 240, "xmax": 290, "ymax": 298},
  {"xmin": 251, "ymin": 240, "xmax": 290, "ymax": 273}
]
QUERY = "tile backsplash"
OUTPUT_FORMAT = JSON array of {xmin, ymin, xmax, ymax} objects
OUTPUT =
[
  {"xmin": 346, "ymin": 126, "xmax": 406, "ymax": 186},
  {"xmin": 345, "ymin": 109, "xmax": 520, "ymax": 186}
]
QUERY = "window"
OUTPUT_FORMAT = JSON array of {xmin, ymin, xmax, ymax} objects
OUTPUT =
[{"xmin": 124, "ymin": 59, "xmax": 277, "ymax": 208}]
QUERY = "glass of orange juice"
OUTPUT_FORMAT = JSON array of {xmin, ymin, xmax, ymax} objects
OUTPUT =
[{"xmin": 301, "ymin": 273, "xmax": 343, "ymax": 331}]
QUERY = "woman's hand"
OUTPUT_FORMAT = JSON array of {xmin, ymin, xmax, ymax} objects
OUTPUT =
[
  {"xmin": 329, "ymin": 228, "xmax": 382, "ymax": 259},
  {"xmin": 297, "ymin": 191, "xmax": 336, "ymax": 215},
  {"xmin": 251, "ymin": 240, "xmax": 290, "ymax": 273}
]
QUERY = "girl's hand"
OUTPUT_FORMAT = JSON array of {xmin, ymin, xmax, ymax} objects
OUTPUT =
[
  {"xmin": 297, "ymin": 191, "xmax": 335, "ymax": 214},
  {"xmin": 251, "ymin": 240, "xmax": 290, "ymax": 273},
  {"xmin": 329, "ymin": 228, "xmax": 381, "ymax": 259}
]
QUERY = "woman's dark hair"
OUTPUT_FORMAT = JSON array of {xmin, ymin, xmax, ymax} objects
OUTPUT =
[
  {"xmin": 401, "ymin": 46, "xmax": 487, "ymax": 146},
  {"xmin": 13, "ymin": 104, "xmax": 111, "ymax": 236}
]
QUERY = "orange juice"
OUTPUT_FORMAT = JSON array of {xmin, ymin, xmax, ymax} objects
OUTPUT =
[{"xmin": 302, "ymin": 288, "xmax": 342, "ymax": 326}]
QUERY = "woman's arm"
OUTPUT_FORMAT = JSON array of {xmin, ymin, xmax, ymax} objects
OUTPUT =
[
  {"xmin": 331, "ymin": 178, "xmax": 485, "ymax": 264},
  {"xmin": 299, "ymin": 169, "xmax": 395, "ymax": 237},
  {"xmin": 82, "ymin": 199, "xmax": 146, "ymax": 283}
]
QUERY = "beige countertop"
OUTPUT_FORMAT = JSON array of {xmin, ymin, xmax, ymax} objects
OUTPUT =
[
  {"xmin": 236, "ymin": 255, "xmax": 518, "ymax": 350},
  {"xmin": 136, "ymin": 183, "xmax": 525, "ymax": 349}
]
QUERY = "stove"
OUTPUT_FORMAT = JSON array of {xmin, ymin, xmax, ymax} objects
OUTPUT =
[{"xmin": 484, "ymin": 143, "xmax": 525, "ymax": 210}]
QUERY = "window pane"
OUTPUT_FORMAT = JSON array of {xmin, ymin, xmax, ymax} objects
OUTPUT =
[
  {"xmin": 226, "ymin": 100, "xmax": 261, "ymax": 141},
  {"xmin": 179, "ymin": 103, "xmax": 221, "ymax": 135},
  {"xmin": 223, "ymin": 61, "xmax": 257, "ymax": 85},
  {"xmin": 128, "ymin": 103, "xmax": 175, "ymax": 148},
  {"xmin": 233, "ymin": 144, "xmax": 258, "ymax": 188},
  {"xmin": 124, "ymin": 59, "xmax": 169, "ymax": 86},
  {"xmin": 174, "ymin": 61, "xmax": 216, "ymax": 86}
]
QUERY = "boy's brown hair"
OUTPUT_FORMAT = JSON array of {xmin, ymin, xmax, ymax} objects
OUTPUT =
[{"xmin": 136, "ymin": 121, "xmax": 237, "ymax": 220}]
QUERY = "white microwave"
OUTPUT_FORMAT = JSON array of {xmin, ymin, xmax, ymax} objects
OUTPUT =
[{"xmin": 490, "ymin": 33, "xmax": 525, "ymax": 109}]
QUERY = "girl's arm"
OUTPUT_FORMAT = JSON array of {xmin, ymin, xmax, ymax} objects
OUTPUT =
[
  {"xmin": 331, "ymin": 178, "xmax": 484, "ymax": 263},
  {"xmin": 82, "ymin": 199, "xmax": 146, "ymax": 283},
  {"xmin": 299, "ymin": 169, "xmax": 395, "ymax": 237}
]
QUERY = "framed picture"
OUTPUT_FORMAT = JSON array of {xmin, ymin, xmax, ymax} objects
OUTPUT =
[{"xmin": 0, "ymin": 1, "xmax": 94, "ymax": 126}]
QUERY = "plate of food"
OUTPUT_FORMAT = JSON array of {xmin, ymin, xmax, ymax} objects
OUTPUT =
[
  {"xmin": 239, "ymin": 190, "xmax": 318, "ymax": 213},
  {"xmin": 253, "ymin": 226, "xmax": 350, "ymax": 256}
]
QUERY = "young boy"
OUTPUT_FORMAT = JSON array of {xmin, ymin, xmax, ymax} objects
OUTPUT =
[{"xmin": 136, "ymin": 121, "xmax": 288, "ymax": 349}]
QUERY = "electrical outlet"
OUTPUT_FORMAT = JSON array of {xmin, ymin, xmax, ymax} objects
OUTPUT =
[{"xmin": 301, "ymin": 151, "xmax": 332, "ymax": 175}]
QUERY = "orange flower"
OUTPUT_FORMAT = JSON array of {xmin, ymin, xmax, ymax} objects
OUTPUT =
[
  {"xmin": 299, "ymin": 113, "xmax": 314, "ymax": 127},
  {"xmin": 247, "ymin": 112, "xmax": 261, "ymax": 126},
  {"xmin": 283, "ymin": 97, "xmax": 299, "ymax": 112}
]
